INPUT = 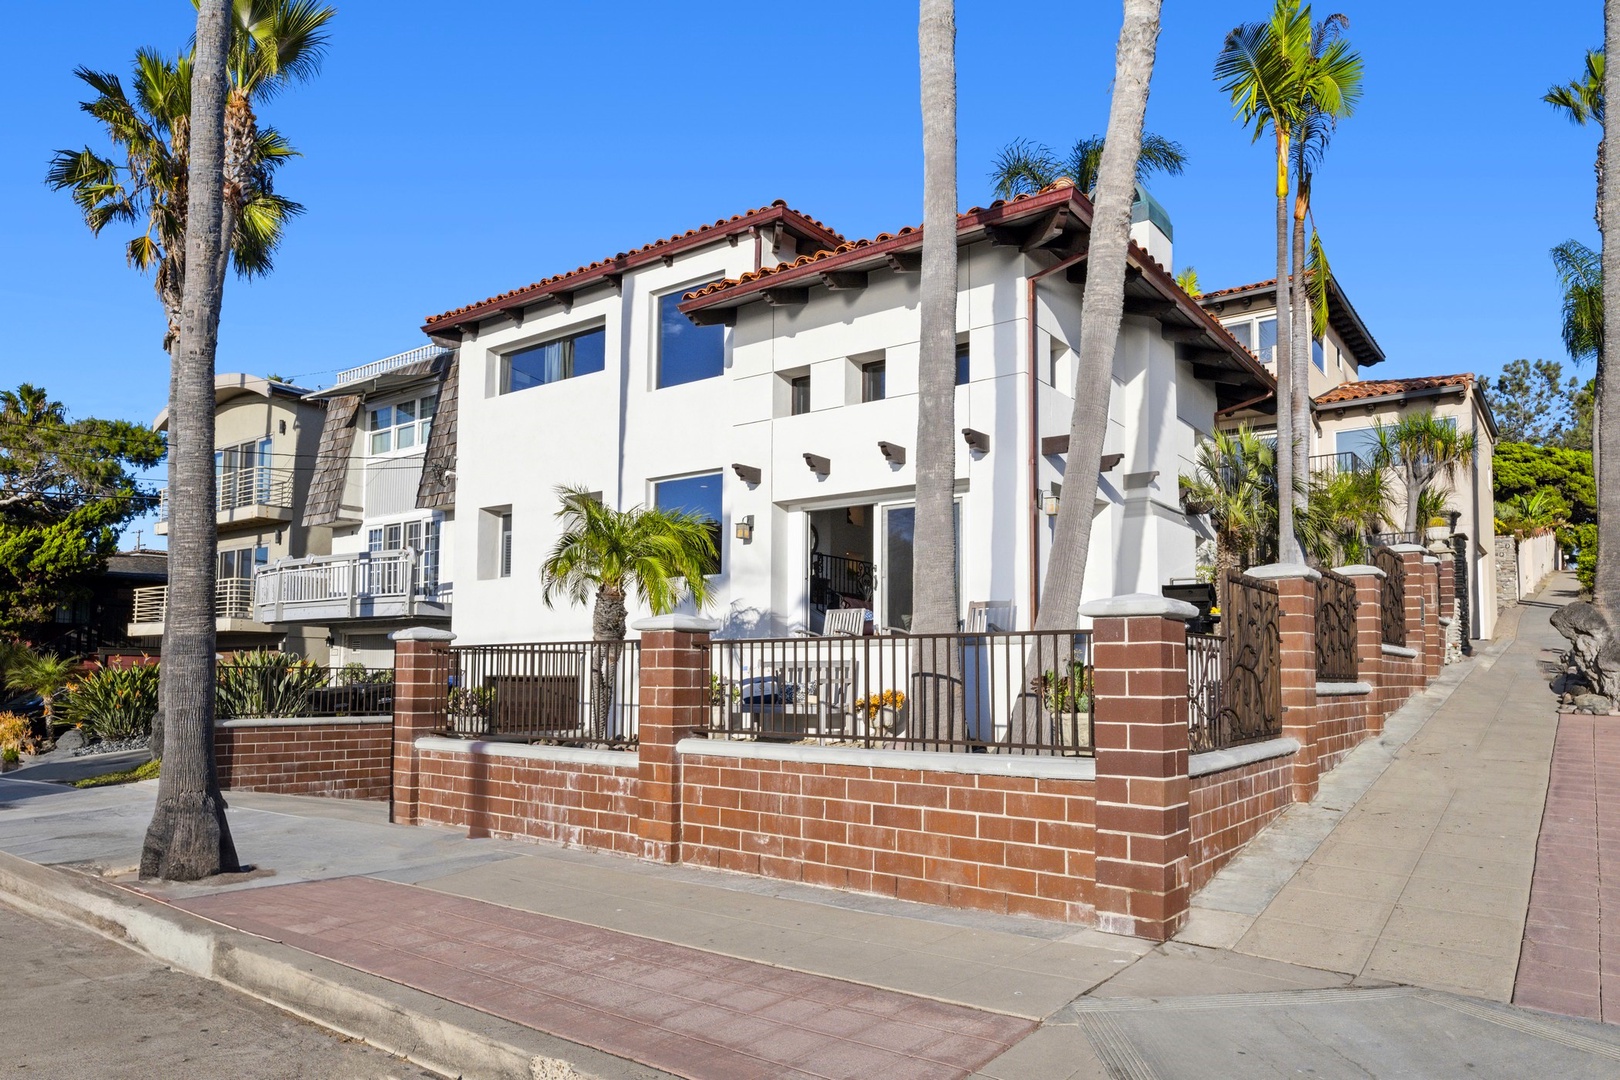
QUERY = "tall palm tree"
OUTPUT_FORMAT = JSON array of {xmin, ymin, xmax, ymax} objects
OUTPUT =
[
  {"xmin": 988, "ymin": 133, "xmax": 1187, "ymax": 199},
  {"xmin": 1034, "ymin": 0, "xmax": 1164, "ymax": 632},
  {"xmin": 1546, "ymin": 49, "xmax": 1606, "ymax": 233},
  {"xmin": 1179, "ymin": 427, "xmax": 1277, "ymax": 612},
  {"xmin": 539, "ymin": 485, "xmax": 717, "ymax": 741},
  {"xmin": 140, "ymin": 0, "xmax": 239, "ymax": 882},
  {"xmin": 1286, "ymin": 13, "xmax": 1363, "ymax": 504},
  {"xmin": 1599, "ymin": 1, "xmax": 1620, "ymax": 619},
  {"xmin": 1216, "ymin": 1, "xmax": 1309, "ymax": 561},
  {"xmin": 913, "ymin": 0, "xmax": 959, "ymax": 641},
  {"xmin": 1368, "ymin": 414, "xmax": 1477, "ymax": 536},
  {"xmin": 5, "ymin": 651, "xmax": 83, "ymax": 731}
]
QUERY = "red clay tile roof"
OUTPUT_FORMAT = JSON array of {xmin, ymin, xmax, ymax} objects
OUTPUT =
[
  {"xmin": 1199, "ymin": 277, "xmax": 1278, "ymax": 300},
  {"xmin": 422, "ymin": 201, "xmax": 844, "ymax": 332},
  {"xmin": 1314, "ymin": 374, "xmax": 1474, "ymax": 406}
]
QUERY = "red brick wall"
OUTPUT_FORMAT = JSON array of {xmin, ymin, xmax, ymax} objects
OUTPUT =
[
  {"xmin": 215, "ymin": 721, "xmax": 391, "ymax": 800},
  {"xmin": 679, "ymin": 750, "xmax": 1097, "ymax": 923},
  {"xmin": 414, "ymin": 742, "xmax": 642, "ymax": 856},
  {"xmin": 1381, "ymin": 653, "xmax": 1424, "ymax": 717},
  {"xmin": 1188, "ymin": 751, "xmax": 1294, "ymax": 891},
  {"xmin": 1315, "ymin": 691, "xmax": 1376, "ymax": 775}
]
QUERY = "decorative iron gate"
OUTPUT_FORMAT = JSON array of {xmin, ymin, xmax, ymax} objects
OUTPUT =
[
  {"xmin": 1187, "ymin": 571, "xmax": 1282, "ymax": 752},
  {"xmin": 1373, "ymin": 547, "xmax": 1406, "ymax": 647},
  {"xmin": 1315, "ymin": 568, "xmax": 1360, "ymax": 682}
]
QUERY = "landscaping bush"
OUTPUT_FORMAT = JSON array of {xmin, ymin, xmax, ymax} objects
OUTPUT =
[
  {"xmin": 215, "ymin": 651, "xmax": 329, "ymax": 719},
  {"xmin": 0, "ymin": 711, "xmax": 39, "ymax": 755},
  {"xmin": 59, "ymin": 664, "xmax": 160, "ymax": 740}
]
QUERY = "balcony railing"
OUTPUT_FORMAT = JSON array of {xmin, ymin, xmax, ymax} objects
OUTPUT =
[
  {"xmin": 254, "ymin": 549, "xmax": 451, "ymax": 623},
  {"xmin": 332, "ymin": 344, "xmax": 451, "ymax": 386},
  {"xmin": 157, "ymin": 469, "xmax": 294, "ymax": 522},
  {"xmin": 130, "ymin": 580, "xmax": 257, "ymax": 626},
  {"xmin": 1309, "ymin": 452, "xmax": 1366, "ymax": 476}
]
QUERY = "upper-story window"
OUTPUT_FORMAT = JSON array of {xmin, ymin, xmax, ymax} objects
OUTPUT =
[
  {"xmin": 1224, "ymin": 318, "xmax": 1277, "ymax": 364},
  {"xmin": 367, "ymin": 518, "xmax": 442, "ymax": 591},
  {"xmin": 501, "ymin": 326, "xmax": 606, "ymax": 393},
  {"xmin": 956, "ymin": 342, "xmax": 971, "ymax": 386},
  {"xmin": 368, "ymin": 394, "xmax": 436, "ymax": 455},
  {"xmin": 861, "ymin": 359, "xmax": 887, "ymax": 403},
  {"xmin": 790, "ymin": 375, "xmax": 811, "ymax": 415},
  {"xmin": 1312, "ymin": 337, "xmax": 1326, "ymax": 372},
  {"xmin": 657, "ymin": 281, "xmax": 725, "ymax": 388},
  {"xmin": 653, "ymin": 472, "xmax": 722, "ymax": 573},
  {"xmin": 216, "ymin": 438, "xmax": 272, "ymax": 506}
]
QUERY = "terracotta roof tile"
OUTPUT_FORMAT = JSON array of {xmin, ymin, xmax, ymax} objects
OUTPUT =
[
  {"xmin": 424, "ymin": 201, "xmax": 843, "ymax": 329},
  {"xmin": 1199, "ymin": 277, "xmax": 1279, "ymax": 300},
  {"xmin": 1314, "ymin": 374, "xmax": 1474, "ymax": 406}
]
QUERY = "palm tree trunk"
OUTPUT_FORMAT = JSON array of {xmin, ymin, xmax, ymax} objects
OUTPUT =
[
  {"xmin": 141, "ymin": 0, "xmax": 239, "ymax": 881},
  {"xmin": 1034, "ymin": 0, "xmax": 1164, "ymax": 633},
  {"xmin": 1273, "ymin": 168, "xmax": 1297, "ymax": 563},
  {"xmin": 1599, "ymin": 7, "xmax": 1620, "ymax": 616},
  {"xmin": 591, "ymin": 586, "xmax": 628, "ymax": 743},
  {"xmin": 1290, "ymin": 187, "xmax": 1312, "ymax": 536}
]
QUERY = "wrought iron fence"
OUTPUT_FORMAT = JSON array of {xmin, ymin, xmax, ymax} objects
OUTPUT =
[
  {"xmin": 810, "ymin": 553, "xmax": 876, "ymax": 610},
  {"xmin": 1315, "ymin": 569, "xmax": 1360, "ymax": 682},
  {"xmin": 1186, "ymin": 572, "xmax": 1282, "ymax": 753},
  {"xmin": 448, "ymin": 641, "xmax": 640, "ymax": 745},
  {"xmin": 1367, "ymin": 530, "xmax": 1422, "ymax": 548},
  {"xmin": 1309, "ymin": 451, "xmax": 1365, "ymax": 476},
  {"xmin": 1373, "ymin": 547, "xmax": 1407, "ymax": 647},
  {"xmin": 705, "ymin": 629, "xmax": 1093, "ymax": 755},
  {"xmin": 214, "ymin": 662, "xmax": 394, "ymax": 719}
]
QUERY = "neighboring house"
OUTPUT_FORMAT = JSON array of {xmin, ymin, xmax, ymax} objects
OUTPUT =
[
  {"xmin": 1314, "ymin": 374, "xmax": 1499, "ymax": 640},
  {"xmin": 128, "ymin": 375, "xmax": 330, "ymax": 658},
  {"xmin": 26, "ymin": 547, "xmax": 168, "ymax": 660},
  {"xmin": 426, "ymin": 187, "xmax": 1272, "ymax": 642},
  {"xmin": 252, "ymin": 345, "xmax": 456, "ymax": 668}
]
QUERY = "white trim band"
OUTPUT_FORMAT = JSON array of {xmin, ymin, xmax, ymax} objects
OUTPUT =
[
  {"xmin": 677, "ymin": 737, "xmax": 1097, "ymax": 780},
  {"xmin": 1189, "ymin": 737, "xmax": 1301, "ymax": 778},
  {"xmin": 415, "ymin": 735, "xmax": 637, "ymax": 769}
]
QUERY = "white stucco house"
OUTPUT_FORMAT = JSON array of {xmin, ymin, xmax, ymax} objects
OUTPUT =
[{"xmin": 419, "ymin": 186, "xmax": 1272, "ymax": 644}]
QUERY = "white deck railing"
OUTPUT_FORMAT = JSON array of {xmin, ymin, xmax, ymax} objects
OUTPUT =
[
  {"xmin": 158, "ymin": 469, "xmax": 294, "ymax": 521},
  {"xmin": 332, "ymin": 344, "xmax": 451, "ymax": 386},
  {"xmin": 130, "ymin": 579, "xmax": 256, "ymax": 624},
  {"xmin": 254, "ymin": 549, "xmax": 451, "ymax": 619}
]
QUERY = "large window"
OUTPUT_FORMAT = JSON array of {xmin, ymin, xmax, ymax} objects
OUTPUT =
[
  {"xmin": 657, "ymin": 282, "xmax": 725, "ymax": 387},
  {"xmin": 861, "ymin": 359, "xmax": 887, "ymax": 403},
  {"xmin": 367, "ymin": 518, "xmax": 442, "ymax": 591},
  {"xmin": 219, "ymin": 545, "xmax": 268, "ymax": 580},
  {"xmin": 368, "ymin": 394, "xmax": 437, "ymax": 455},
  {"xmin": 501, "ymin": 326, "xmax": 605, "ymax": 393},
  {"xmin": 1335, "ymin": 427, "xmax": 1383, "ymax": 465},
  {"xmin": 216, "ymin": 437, "xmax": 272, "ymax": 506},
  {"xmin": 653, "ymin": 472, "xmax": 723, "ymax": 573}
]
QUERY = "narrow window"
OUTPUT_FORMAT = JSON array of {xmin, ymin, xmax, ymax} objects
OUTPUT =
[
  {"xmin": 1227, "ymin": 321, "xmax": 1253, "ymax": 350},
  {"xmin": 1257, "ymin": 318, "xmax": 1277, "ymax": 365},
  {"xmin": 955, "ymin": 342, "xmax": 970, "ymax": 386},
  {"xmin": 657, "ymin": 283, "xmax": 725, "ymax": 387},
  {"xmin": 790, "ymin": 375, "xmax": 811, "ymax": 415},
  {"xmin": 1312, "ymin": 338, "xmax": 1325, "ymax": 372},
  {"xmin": 499, "ymin": 512, "xmax": 513, "ymax": 578},
  {"xmin": 368, "ymin": 405, "xmax": 393, "ymax": 454},
  {"xmin": 861, "ymin": 360, "xmax": 887, "ymax": 403}
]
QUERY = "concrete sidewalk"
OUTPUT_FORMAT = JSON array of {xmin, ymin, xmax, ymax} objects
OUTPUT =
[{"xmin": 4, "ymin": 580, "xmax": 1620, "ymax": 1078}]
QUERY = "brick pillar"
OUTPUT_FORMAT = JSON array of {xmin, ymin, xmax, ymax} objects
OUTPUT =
[
  {"xmin": 1420, "ymin": 556, "xmax": 1443, "ymax": 681},
  {"xmin": 1436, "ymin": 550, "xmax": 1456, "ymax": 666},
  {"xmin": 1079, "ymin": 594, "xmax": 1195, "ymax": 943},
  {"xmin": 390, "ymin": 627, "xmax": 454, "ymax": 825},
  {"xmin": 632, "ymin": 615, "xmax": 717, "ymax": 863},
  {"xmin": 1248, "ymin": 564, "xmax": 1320, "ymax": 802},
  {"xmin": 1391, "ymin": 545, "xmax": 1428, "ymax": 667},
  {"xmin": 1337, "ymin": 564, "xmax": 1387, "ymax": 733}
]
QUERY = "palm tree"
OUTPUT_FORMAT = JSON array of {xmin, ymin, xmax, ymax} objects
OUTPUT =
[
  {"xmin": 989, "ymin": 133, "xmax": 1187, "ymax": 199},
  {"xmin": 1367, "ymin": 414, "xmax": 1477, "ymax": 536},
  {"xmin": 1179, "ymin": 427, "xmax": 1277, "ymax": 612},
  {"xmin": 140, "ymin": 0, "xmax": 239, "ymax": 883},
  {"xmin": 1599, "ymin": 1, "xmax": 1620, "ymax": 617},
  {"xmin": 1554, "ymin": 240, "xmax": 1604, "ymax": 366},
  {"xmin": 1216, "ymin": 1, "xmax": 1308, "ymax": 561},
  {"xmin": 539, "ymin": 486, "xmax": 717, "ymax": 741},
  {"xmin": 1546, "ymin": 49, "xmax": 1606, "ymax": 232},
  {"xmin": 1175, "ymin": 267, "xmax": 1202, "ymax": 297},
  {"xmin": 1033, "ymin": 0, "xmax": 1164, "ymax": 633},
  {"xmin": 1496, "ymin": 489, "xmax": 1567, "ymax": 539},
  {"xmin": 913, "ymin": 0, "xmax": 959, "ymax": 641},
  {"xmin": 5, "ymin": 651, "xmax": 82, "ymax": 733}
]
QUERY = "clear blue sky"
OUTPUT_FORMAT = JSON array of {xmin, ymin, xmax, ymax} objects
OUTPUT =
[{"xmin": 0, "ymin": 0, "xmax": 1602, "ymax": 541}]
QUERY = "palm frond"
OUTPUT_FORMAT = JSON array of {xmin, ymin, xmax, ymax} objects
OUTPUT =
[
  {"xmin": 1551, "ymin": 239, "xmax": 1603, "ymax": 365},
  {"xmin": 1135, "ymin": 132, "xmax": 1188, "ymax": 183},
  {"xmin": 1545, "ymin": 48, "xmax": 1605, "ymax": 127},
  {"xmin": 989, "ymin": 138, "xmax": 1059, "ymax": 199},
  {"xmin": 1306, "ymin": 231, "xmax": 1331, "ymax": 341}
]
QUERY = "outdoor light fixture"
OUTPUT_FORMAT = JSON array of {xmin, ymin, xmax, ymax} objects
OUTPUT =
[
  {"xmin": 735, "ymin": 515, "xmax": 755, "ymax": 542},
  {"xmin": 962, "ymin": 428, "xmax": 989, "ymax": 453},
  {"xmin": 877, "ymin": 441, "xmax": 906, "ymax": 465},
  {"xmin": 1045, "ymin": 483, "xmax": 1062, "ymax": 516}
]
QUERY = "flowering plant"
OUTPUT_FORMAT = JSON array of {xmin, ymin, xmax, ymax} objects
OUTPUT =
[{"xmin": 854, "ymin": 689, "xmax": 906, "ymax": 713}]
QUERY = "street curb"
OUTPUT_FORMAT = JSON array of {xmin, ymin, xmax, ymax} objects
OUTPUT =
[{"xmin": 0, "ymin": 851, "xmax": 671, "ymax": 1080}]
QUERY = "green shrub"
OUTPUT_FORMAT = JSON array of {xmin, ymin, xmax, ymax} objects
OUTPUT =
[
  {"xmin": 1560, "ymin": 522, "xmax": 1597, "ymax": 594},
  {"xmin": 60, "ymin": 664, "xmax": 160, "ymax": 740},
  {"xmin": 2, "ymin": 747, "xmax": 18, "ymax": 764},
  {"xmin": 75, "ymin": 757, "xmax": 160, "ymax": 788},
  {"xmin": 215, "ymin": 651, "xmax": 329, "ymax": 719}
]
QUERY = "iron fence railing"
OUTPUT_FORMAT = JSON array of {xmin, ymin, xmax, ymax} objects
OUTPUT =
[
  {"xmin": 1309, "ymin": 452, "xmax": 1365, "ymax": 476},
  {"xmin": 1186, "ymin": 572, "xmax": 1282, "ymax": 753},
  {"xmin": 1367, "ymin": 530, "xmax": 1422, "ymax": 548},
  {"xmin": 809, "ymin": 553, "xmax": 876, "ymax": 611},
  {"xmin": 1316, "ymin": 568, "xmax": 1360, "ymax": 682},
  {"xmin": 705, "ymin": 629, "xmax": 1093, "ymax": 755},
  {"xmin": 448, "ymin": 641, "xmax": 640, "ymax": 746},
  {"xmin": 1374, "ymin": 547, "xmax": 1407, "ymax": 647},
  {"xmin": 215, "ymin": 663, "xmax": 393, "ymax": 719}
]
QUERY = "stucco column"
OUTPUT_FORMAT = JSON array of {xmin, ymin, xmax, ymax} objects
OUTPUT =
[
  {"xmin": 389, "ymin": 627, "xmax": 455, "ymax": 825},
  {"xmin": 632, "ymin": 615, "xmax": 717, "ymax": 864},
  {"xmin": 1248, "ymin": 564, "xmax": 1321, "ymax": 803},
  {"xmin": 1079, "ymin": 593, "xmax": 1196, "ymax": 943},
  {"xmin": 1337, "ymin": 564, "xmax": 1387, "ymax": 733}
]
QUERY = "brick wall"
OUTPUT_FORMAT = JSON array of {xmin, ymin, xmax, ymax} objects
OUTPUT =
[
  {"xmin": 1315, "ymin": 690, "xmax": 1376, "ymax": 775},
  {"xmin": 215, "ymin": 719, "xmax": 391, "ymax": 800},
  {"xmin": 680, "ymin": 744, "xmax": 1097, "ymax": 923},
  {"xmin": 1188, "ymin": 749, "xmax": 1294, "ymax": 891},
  {"xmin": 414, "ymin": 738, "xmax": 641, "ymax": 855}
]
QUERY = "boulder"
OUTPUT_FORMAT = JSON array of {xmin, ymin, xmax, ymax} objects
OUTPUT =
[
  {"xmin": 50, "ymin": 727, "xmax": 86, "ymax": 756},
  {"xmin": 1575, "ymin": 694, "xmax": 1614, "ymax": 715},
  {"xmin": 1551, "ymin": 601, "xmax": 1620, "ymax": 699}
]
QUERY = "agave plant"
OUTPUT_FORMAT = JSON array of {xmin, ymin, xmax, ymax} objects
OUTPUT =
[{"xmin": 214, "ymin": 651, "xmax": 328, "ymax": 719}]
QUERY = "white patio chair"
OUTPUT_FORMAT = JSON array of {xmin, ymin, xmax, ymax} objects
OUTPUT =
[
  {"xmin": 965, "ymin": 600, "xmax": 1014, "ymax": 633},
  {"xmin": 822, "ymin": 608, "xmax": 867, "ymax": 637}
]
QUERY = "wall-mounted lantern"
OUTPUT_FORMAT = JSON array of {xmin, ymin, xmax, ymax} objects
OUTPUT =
[
  {"xmin": 735, "ymin": 514, "xmax": 755, "ymax": 542},
  {"xmin": 1044, "ymin": 482, "xmax": 1062, "ymax": 517}
]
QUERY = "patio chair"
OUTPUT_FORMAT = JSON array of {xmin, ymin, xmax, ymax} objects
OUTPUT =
[
  {"xmin": 965, "ymin": 600, "xmax": 1014, "ymax": 633},
  {"xmin": 822, "ymin": 608, "xmax": 866, "ymax": 637}
]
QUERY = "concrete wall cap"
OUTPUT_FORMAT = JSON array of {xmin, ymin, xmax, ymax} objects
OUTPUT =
[
  {"xmin": 1189, "ymin": 736, "xmax": 1300, "ymax": 778},
  {"xmin": 630, "ymin": 614, "xmax": 722, "ymax": 633},
  {"xmin": 1245, "ymin": 562, "xmax": 1322, "ymax": 582},
  {"xmin": 1315, "ymin": 681, "xmax": 1373, "ymax": 697},
  {"xmin": 1386, "ymin": 543, "xmax": 1429, "ymax": 554},
  {"xmin": 1334, "ymin": 564, "xmax": 1386, "ymax": 579},
  {"xmin": 415, "ymin": 735, "xmax": 636, "ymax": 770},
  {"xmin": 1077, "ymin": 593, "xmax": 1199, "ymax": 620},
  {"xmin": 1422, "ymin": 555, "xmax": 1441, "ymax": 564},
  {"xmin": 218, "ymin": 715, "xmax": 390, "ymax": 728},
  {"xmin": 390, "ymin": 627, "xmax": 456, "ymax": 642},
  {"xmin": 1381, "ymin": 643, "xmax": 1419, "ymax": 659},
  {"xmin": 675, "ymin": 737, "xmax": 1097, "ymax": 781}
]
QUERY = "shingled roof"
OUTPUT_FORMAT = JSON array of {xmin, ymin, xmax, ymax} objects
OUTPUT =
[
  {"xmin": 416, "ymin": 354, "xmax": 459, "ymax": 510},
  {"xmin": 302, "ymin": 395, "xmax": 359, "ymax": 528}
]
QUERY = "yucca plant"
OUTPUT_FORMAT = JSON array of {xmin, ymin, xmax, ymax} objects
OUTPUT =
[
  {"xmin": 214, "ymin": 650, "xmax": 327, "ymax": 719},
  {"xmin": 59, "ymin": 664, "xmax": 161, "ymax": 740}
]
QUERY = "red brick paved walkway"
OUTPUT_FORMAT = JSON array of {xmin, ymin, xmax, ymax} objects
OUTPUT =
[
  {"xmin": 177, "ymin": 876, "xmax": 1034, "ymax": 1079},
  {"xmin": 1514, "ymin": 714, "xmax": 1620, "ymax": 1023}
]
